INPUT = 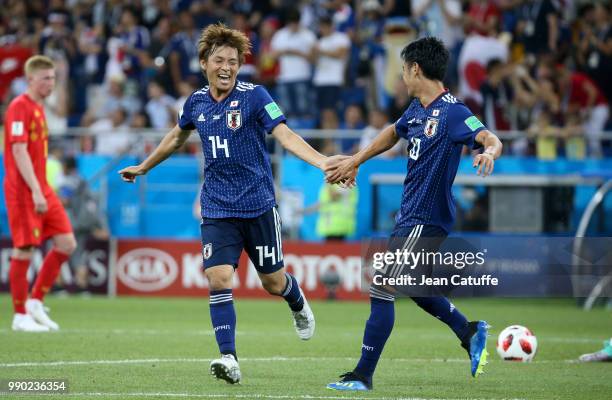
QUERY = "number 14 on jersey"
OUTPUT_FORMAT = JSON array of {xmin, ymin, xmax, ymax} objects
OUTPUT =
[{"xmin": 208, "ymin": 136, "xmax": 229, "ymax": 158}]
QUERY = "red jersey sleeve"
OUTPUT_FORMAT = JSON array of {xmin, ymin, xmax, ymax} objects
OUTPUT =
[{"xmin": 4, "ymin": 99, "xmax": 31, "ymax": 145}]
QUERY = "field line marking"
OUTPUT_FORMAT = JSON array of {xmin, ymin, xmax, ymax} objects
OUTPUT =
[
  {"xmin": 0, "ymin": 356, "xmax": 576, "ymax": 368},
  {"xmin": 0, "ymin": 328, "xmax": 602, "ymax": 344},
  {"xmin": 63, "ymin": 392, "xmax": 525, "ymax": 400}
]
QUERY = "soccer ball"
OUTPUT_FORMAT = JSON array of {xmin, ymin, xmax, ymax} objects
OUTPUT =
[{"xmin": 496, "ymin": 325, "xmax": 538, "ymax": 362}]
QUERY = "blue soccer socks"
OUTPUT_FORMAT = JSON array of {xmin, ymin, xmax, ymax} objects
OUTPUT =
[
  {"xmin": 282, "ymin": 273, "xmax": 304, "ymax": 312},
  {"xmin": 411, "ymin": 296, "xmax": 469, "ymax": 340},
  {"xmin": 209, "ymin": 289, "xmax": 237, "ymax": 359},
  {"xmin": 354, "ymin": 297, "xmax": 395, "ymax": 380}
]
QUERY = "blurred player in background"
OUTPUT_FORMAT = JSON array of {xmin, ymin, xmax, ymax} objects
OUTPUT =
[
  {"xmin": 579, "ymin": 338, "xmax": 612, "ymax": 362},
  {"xmin": 3, "ymin": 55, "xmax": 77, "ymax": 332},
  {"xmin": 325, "ymin": 37, "xmax": 503, "ymax": 390},
  {"xmin": 119, "ymin": 24, "xmax": 346, "ymax": 385}
]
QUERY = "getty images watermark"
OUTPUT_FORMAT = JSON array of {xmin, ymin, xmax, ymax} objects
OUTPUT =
[{"xmin": 370, "ymin": 248, "xmax": 498, "ymax": 288}]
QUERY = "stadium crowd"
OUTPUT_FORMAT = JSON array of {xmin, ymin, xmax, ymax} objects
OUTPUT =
[{"xmin": 0, "ymin": 0, "xmax": 610, "ymax": 158}]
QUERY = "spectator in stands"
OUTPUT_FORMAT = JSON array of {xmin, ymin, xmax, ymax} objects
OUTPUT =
[
  {"xmin": 515, "ymin": 0, "xmax": 559, "ymax": 58},
  {"xmin": 44, "ymin": 56, "xmax": 69, "ymax": 135},
  {"xmin": 353, "ymin": 0, "xmax": 386, "ymax": 108},
  {"xmin": 271, "ymin": 8, "xmax": 317, "ymax": 121},
  {"xmin": 80, "ymin": 74, "xmax": 141, "ymax": 126},
  {"xmin": 576, "ymin": 2, "xmax": 612, "ymax": 103},
  {"xmin": 381, "ymin": 0, "xmax": 412, "ymax": 20},
  {"xmin": 91, "ymin": 107, "xmax": 133, "ymax": 155},
  {"xmin": 480, "ymin": 59, "xmax": 514, "ymax": 132},
  {"xmin": 174, "ymin": 81, "xmax": 197, "ymax": 120},
  {"xmin": 527, "ymin": 109, "xmax": 561, "ymax": 160},
  {"xmin": 312, "ymin": 15, "xmax": 351, "ymax": 118},
  {"xmin": 231, "ymin": 12, "xmax": 259, "ymax": 82},
  {"xmin": 255, "ymin": 17, "xmax": 280, "ymax": 88},
  {"xmin": 75, "ymin": 20, "xmax": 106, "ymax": 103},
  {"xmin": 412, "ymin": 0, "xmax": 463, "ymax": 48},
  {"xmin": 130, "ymin": 111, "xmax": 151, "ymax": 130},
  {"xmin": 105, "ymin": 7, "xmax": 150, "ymax": 87},
  {"xmin": 359, "ymin": 108, "xmax": 404, "ymax": 158},
  {"xmin": 465, "ymin": 0, "xmax": 501, "ymax": 37},
  {"xmin": 411, "ymin": 0, "xmax": 464, "ymax": 89},
  {"xmin": 562, "ymin": 112, "xmax": 587, "ymax": 160},
  {"xmin": 145, "ymin": 80, "xmax": 176, "ymax": 129},
  {"xmin": 144, "ymin": 16, "xmax": 174, "ymax": 96},
  {"xmin": 39, "ymin": 11, "xmax": 76, "ymax": 65},
  {"xmin": 339, "ymin": 104, "xmax": 366, "ymax": 154},
  {"xmin": 330, "ymin": 0, "xmax": 357, "ymax": 34},
  {"xmin": 556, "ymin": 63, "xmax": 609, "ymax": 157},
  {"xmin": 167, "ymin": 11, "xmax": 204, "ymax": 95},
  {"xmin": 57, "ymin": 156, "xmax": 109, "ymax": 293}
]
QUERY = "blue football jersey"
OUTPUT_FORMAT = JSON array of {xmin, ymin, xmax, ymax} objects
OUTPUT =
[
  {"xmin": 394, "ymin": 91, "xmax": 486, "ymax": 232},
  {"xmin": 178, "ymin": 81, "xmax": 286, "ymax": 218}
]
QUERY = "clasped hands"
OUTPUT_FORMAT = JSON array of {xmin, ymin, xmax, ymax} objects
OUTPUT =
[{"xmin": 321, "ymin": 155, "xmax": 358, "ymax": 188}]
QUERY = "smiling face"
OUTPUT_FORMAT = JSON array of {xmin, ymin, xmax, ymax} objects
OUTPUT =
[{"xmin": 201, "ymin": 45, "xmax": 240, "ymax": 99}]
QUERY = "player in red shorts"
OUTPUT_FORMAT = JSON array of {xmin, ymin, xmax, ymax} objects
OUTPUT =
[{"xmin": 3, "ymin": 55, "xmax": 76, "ymax": 332}]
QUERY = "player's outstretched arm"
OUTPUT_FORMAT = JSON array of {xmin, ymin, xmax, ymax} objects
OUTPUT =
[
  {"xmin": 272, "ymin": 123, "xmax": 347, "ymax": 170},
  {"xmin": 325, "ymin": 124, "xmax": 399, "ymax": 184},
  {"xmin": 119, "ymin": 124, "xmax": 192, "ymax": 183},
  {"xmin": 473, "ymin": 130, "xmax": 503, "ymax": 177}
]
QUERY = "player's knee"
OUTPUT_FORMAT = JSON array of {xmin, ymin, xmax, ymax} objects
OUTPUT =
[
  {"xmin": 13, "ymin": 247, "xmax": 34, "ymax": 259},
  {"xmin": 205, "ymin": 266, "xmax": 234, "ymax": 290},
  {"xmin": 56, "ymin": 236, "xmax": 77, "ymax": 255}
]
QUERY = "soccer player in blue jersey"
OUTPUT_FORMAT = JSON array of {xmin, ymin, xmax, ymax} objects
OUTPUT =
[
  {"xmin": 119, "ymin": 24, "xmax": 345, "ymax": 385},
  {"xmin": 325, "ymin": 37, "xmax": 503, "ymax": 391}
]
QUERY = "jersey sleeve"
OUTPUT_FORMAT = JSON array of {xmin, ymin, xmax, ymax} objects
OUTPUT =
[
  {"xmin": 178, "ymin": 92, "xmax": 196, "ymax": 131},
  {"xmin": 393, "ymin": 110, "xmax": 410, "ymax": 140},
  {"xmin": 447, "ymin": 103, "xmax": 486, "ymax": 148},
  {"xmin": 253, "ymin": 85, "xmax": 287, "ymax": 134},
  {"xmin": 4, "ymin": 101, "xmax": 30, "ymax": 144}
]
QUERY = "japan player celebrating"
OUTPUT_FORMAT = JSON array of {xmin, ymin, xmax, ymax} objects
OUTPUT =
[
  {"xmin": 119, "ymin": 24, "xmax": 345, "ymax": 384},
  {"xmin": 4, "ymin": 55, "xmax": 77, "ymax": 332},
  {"xmin": 325, "ymin": 37, "xmax": 503, "ymax": 390}
]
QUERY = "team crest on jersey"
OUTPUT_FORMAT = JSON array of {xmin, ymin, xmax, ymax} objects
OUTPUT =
[
  {"xmin": 203, "ymin": 243, "xmax": 212, "ymax": 260},
  {"xmin": 424, "ymin": 117, "xmax": 439, "ymax": 137},
  {"xmin": 226, "ymin": 110, "xmax": 242, "ymax": 130}
]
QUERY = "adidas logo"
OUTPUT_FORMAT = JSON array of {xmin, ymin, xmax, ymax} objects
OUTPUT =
[{"xmin": 198, "ymin": 113, "xmax": 206, "ymax": 122}]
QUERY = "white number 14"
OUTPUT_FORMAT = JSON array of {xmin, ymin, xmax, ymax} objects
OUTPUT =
[{"xmin": 208, "ymin": 136, "xmax": 229, "ymax": 158}]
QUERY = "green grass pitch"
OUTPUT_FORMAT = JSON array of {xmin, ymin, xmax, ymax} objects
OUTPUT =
[{"xmin": 1, "ymin": 295, "xmax": 610, "ymax": 399}]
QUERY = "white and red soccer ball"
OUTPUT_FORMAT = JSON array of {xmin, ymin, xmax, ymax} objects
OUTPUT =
[{"xmin": 496, "ymin": 325, "xmax": 538, "ymax": 362}]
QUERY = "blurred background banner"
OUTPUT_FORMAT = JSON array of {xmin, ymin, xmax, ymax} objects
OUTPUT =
[{"xmin": 0, "ymin": 238, "xmax": 110, "ymax": 294}]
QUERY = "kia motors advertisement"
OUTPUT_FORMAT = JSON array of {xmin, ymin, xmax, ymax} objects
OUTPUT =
[{"xmin": 114, "ymin": 239, "xmax": 367, "ymax": 300}]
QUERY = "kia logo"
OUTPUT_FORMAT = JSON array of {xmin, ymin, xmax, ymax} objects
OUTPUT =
[{"xmin": 117, "ymin": 248, "xmax": 178, "ymax": 291}]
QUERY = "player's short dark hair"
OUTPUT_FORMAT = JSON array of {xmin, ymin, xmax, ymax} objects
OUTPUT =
[
  {"xmin": 400, "ymin": 37, "xmax": 449, "ymax": 81},
  {"xmin": 198, "ymin": 23, "xmax": 252, "ymax": 65}
]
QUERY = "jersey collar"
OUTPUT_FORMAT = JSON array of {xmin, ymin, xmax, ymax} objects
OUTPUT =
[{"xmin": 421, "ymin": 89, "xmax": 448, "ymax": 109}]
